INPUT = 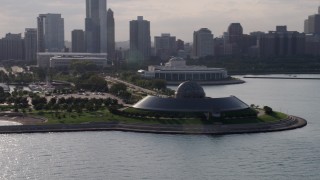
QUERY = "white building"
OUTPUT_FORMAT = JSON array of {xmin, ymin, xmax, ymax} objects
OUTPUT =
[
  {"xmin": 0, "ymin": 83, "xmax": 9, "ymax": 92},
  {"xmin": 37, "ymin": 52, "xmax": 107, "ymax": 68},
  {"xmin": 50, "ymin": 56, "xmax": 109, "ymax": 68},
  {"xmin": 141, "ymin": 57, "xmax": 228, "ymax": 82}
]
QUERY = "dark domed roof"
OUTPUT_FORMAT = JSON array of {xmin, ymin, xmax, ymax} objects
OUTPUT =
[{"xmin": 175, "ymin": 81, "xmax": 206, "ymax": 99}]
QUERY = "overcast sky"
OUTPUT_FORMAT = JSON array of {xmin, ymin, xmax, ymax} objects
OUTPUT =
[{"xmin": 0, "ymin": 0, "xmax": 319, "ymax": 42}]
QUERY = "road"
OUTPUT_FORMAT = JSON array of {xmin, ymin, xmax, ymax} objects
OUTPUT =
[{"xmin": 105, "ymin": 76, "xmax": 159, "ymax": 96}]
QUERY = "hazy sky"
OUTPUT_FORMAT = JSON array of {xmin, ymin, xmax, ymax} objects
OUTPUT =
[{"xmin": 0, "ymin": 0, "xmax": 319, "ymax": 42}]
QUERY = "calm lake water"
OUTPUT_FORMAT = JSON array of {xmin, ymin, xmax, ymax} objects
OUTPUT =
[{"xmin": 1, "ymin": 75, "xmax": 320, "ymax": 180}]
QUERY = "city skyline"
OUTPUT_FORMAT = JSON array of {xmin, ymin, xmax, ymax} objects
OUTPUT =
[{"xmin": 0, "ymin": 0, "xmax": 319, "ymax": 42}]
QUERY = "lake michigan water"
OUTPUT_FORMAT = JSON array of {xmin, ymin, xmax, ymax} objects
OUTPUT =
[{"xmin": 1, "ymin": 75, "xmax": 320, "ymax": 180}]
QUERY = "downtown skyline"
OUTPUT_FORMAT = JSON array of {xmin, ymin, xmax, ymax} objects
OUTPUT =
[{"xmin": 0, "ymin": 0, "xmax": 319, "ymax": 42}]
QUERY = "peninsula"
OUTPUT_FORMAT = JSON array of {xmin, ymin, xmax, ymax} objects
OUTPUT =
[{"xmin": 0, "ymin": 81, "xmax": 307, "ymax": 135}]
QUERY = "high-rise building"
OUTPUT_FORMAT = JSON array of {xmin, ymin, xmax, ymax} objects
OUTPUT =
[
  {"xmin": 72, "ymin": 30, "xmax": 85, "ymax": 52},
  {"xmin": 154, "ymin": 33, "xmax": 176, "ymax": 60},
  {"xmin": 130, "ymin": 16, "xmax": 151, "ymax": 62},
  {"xmin": 24, "ymin": 28, "xmax": 37, "ymax": 62},
  {"xmin": 37, "ymin": 14, "xmax": 65, "ymax": 52},
  {"xmin": 304, "ymin": 6, "xmax": 320, "ymax": 34},
  {"xmin": 85, "ymin": 0, "xmax": 108, "ymax": 53},
  {"xmin": 107, "ymin": 8, "xmax": 115, "ymax": 60},
  {"xmin": 193, "ymin": 28, "xmax": 214, "ymax": 58},
  {"xmin": 176, "ymin": 39, "xmax": 185, "ymax": 51},
  {"xmin": 258, "ymin": 26, "xmax": 305, "ymax": 57},
  {"xmin": 224, "ymin": 23, "xmax": 244, "ymax": 55},
  {"xmin": 0, "ymin": 33, "xmax": 24, "ymax": 60},
  {"xmin": 228, "ymin": 23, "xmax": 243, "ymax": 44}
]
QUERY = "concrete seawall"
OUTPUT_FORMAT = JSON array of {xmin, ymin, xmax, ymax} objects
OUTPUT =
[
  {"xmin": 0, "ymin": 116, "xmax": 307, "ymax": 135},
  {"xmin": 244, "ymin": 76, "xmax": 320, "ymax": 80},
  {"xmin": 166, "ymin": 79, "xmax": 245, "ymax": 86}
]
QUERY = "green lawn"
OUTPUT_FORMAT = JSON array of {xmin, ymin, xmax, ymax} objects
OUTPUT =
[
  {"xmin": 32, "ymin": 109, "xmax": 204, "ymax": 125},
  {"xmin": 258, "ymin": 111, "xmax": 288, "ymax": 122},
  {"xmin": 30, "ymin": 109, "xmax": 288, "ymax": 125}
]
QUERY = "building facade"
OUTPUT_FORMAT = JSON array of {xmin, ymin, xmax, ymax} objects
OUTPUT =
[
  {"xmin": 130, "ymin": 16, "xmax": 151, "ymax": 62},
  {"xmin": 37, "ymin": 52, "xmax": 107, "ymax": 68},
  {"xmin": 176, "ymin": 39, "xmax": 185, "ymax": 51},
  {"xmin": 37, "ymin": 14, "xmax": 65, "ymax": 52},
  {"xmin": 107, "ymin": 8, "xmax": 115, "ymax": 60},
  {"xmin": 50, "ymin": 56, "xmax": 109, "ymax": 69},
  {"xmin": 193, "ymin": 28, "xmax": 214, "ymax": 58},
  {"xmin": 142, "ymin": 57, "xmax": 228, "ymax": 82},
  {"xmin": 258, "ymin": 26, "xmax": 305, "ymax": 57},
  {"xmin": 24, "ymin": 28, "xmax": 37, "ymax": 62},
  {"xmin": 154, "ymin": 33, "xmax": 176, "ymax": 60},
  {"xmin": 0, "ymin": 33, "xmax": 24, "ymax": 61},
  {"xmin": 225, "ymin": 23, "xmax": 244, "ymax": 55},
  {"xmin": 304, "ymin": 7, "xmax": 320, "ymax": 35},
  {"xmin": 85, "ymin": 0, "xmax": 108, "ymax": 53},
  {"xmin": 72, "ymin": 30, "xmax": 85, "ymax": 53}
]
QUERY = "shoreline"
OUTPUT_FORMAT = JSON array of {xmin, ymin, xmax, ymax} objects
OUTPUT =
[
  {"xmin": 166, "ymin": 79, "xmax": 245, "ymax": 86},
  {"xmin": 0, "ymin": 115, "xmax": 307, "ymax": 135},
  {"xmin": 244, "ymin": 76, "xmax": 320, "ymax": 80}
]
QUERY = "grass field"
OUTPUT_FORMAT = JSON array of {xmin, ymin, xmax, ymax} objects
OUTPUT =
[{"xmin": 30, "ymin": 109, "xmax": 288, "ymax": 125}]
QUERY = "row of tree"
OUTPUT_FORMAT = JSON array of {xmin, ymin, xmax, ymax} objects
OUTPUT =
[{"xmin": 31, "ymin": 96, "xmax": 119, "ymax": 113}]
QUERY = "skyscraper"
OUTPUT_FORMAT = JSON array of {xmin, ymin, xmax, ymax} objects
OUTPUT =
[
  {"xmin": 227, "ymin": 23, "xmax": 243, "ymax": 44},
  {"xmin": 130, "ymin": 16, "xmax": 151, "ymax": 62},
  {"xmin": 304, "ymin": 6, "xmax": 320, "ymax": 34},
  {"xmin": 154, "ymin": 33, "xmax": 176, "ymax": 60},
  {"xmin": 226, "ymin": 23, "xmax": 244, "ymax": 55},
  {"xmin": 193, "ymin": 28, "xmax": 214, "ymax": 58},
  {"xmin": 72, "ymin": 30, "xmax": 85, "ymax": 52},
  {"xmin": 259, "ymin": 26, "xmax": 305, "ymax": 57},
  {"xmin": 0, "ymin": 33, "xmax": 24, "ymax": 60},
  {"xmin": 85, "ymin": 0, "xmax": 108, "ymax": 53},
  {"xmin": 24, "ymin": 28, "xmax": 37, "ymax": 62},
  {"xmin": 176, "ymin": 39, "xmax": 185, "ymax": 51},
  {"xmin": 107, "ymin": 8, "xmax": 115, "ymax": 60},
  {"xmin": 37, "ymin": 14, "xmax": 65, "ymax": 52}
]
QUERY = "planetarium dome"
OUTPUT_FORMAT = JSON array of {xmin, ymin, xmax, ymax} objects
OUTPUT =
[{"xmin": 175, "ymin": 81, "xmax": 206, "ymax": 99}]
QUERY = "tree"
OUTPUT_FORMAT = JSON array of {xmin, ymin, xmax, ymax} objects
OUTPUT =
[
  {"xmin": 110, "ymin": 83, "xmax": 127, "ymax": 95},
  {"xmin": 152, "ymin": 79, "xmax": 167, "ymax": 90},
  {"xmin": 32, "ymin": 97, "xmax": 47, "ymax": 106},
  {"xmin": 263, "ymin": 106, "xmax": 273, "ymax": 115},
  {"xmin": 75, "ymin": 74, "xmax": 108, "ymax": 92}
]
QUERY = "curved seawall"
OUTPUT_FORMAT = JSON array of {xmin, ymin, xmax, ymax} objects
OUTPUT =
[{"xmin": 0, "ymin": 116, "xmax": 307, "ymax": 135}]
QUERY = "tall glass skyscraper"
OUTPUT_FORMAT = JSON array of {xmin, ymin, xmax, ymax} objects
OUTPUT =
[
  {"xmin": 85, "ymin": 0, "xmax": 108, "ymax": 53},
  {"xmin": 37, "ymin": 14, "xmax": 65, "ymax": 52}
]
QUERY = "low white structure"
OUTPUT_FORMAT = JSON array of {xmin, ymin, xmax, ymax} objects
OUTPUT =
[
  {"xmin": 37, "ymin": 52, "xmax": 107, "ymax": 68},
  {"xmin": 0, "ymin": 83, "xmax": 9, "ymax": 92},
  {"xmin": 141, "ymin": 57, "xmax": 228, "ymax": 82},
  {"xmin": 50, "ymin": 56, "xmax": 109, "ymax": 68}
]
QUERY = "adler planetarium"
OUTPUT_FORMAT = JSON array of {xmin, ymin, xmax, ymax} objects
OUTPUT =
[{"xmin": 133, "ymin": 81, "xmax": 249, "ymax": 116}]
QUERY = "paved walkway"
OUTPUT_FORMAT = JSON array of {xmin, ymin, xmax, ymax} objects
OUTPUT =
[{"xmin": 0, "ymin": 115, "xmax": 307, "ymax": 135}]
